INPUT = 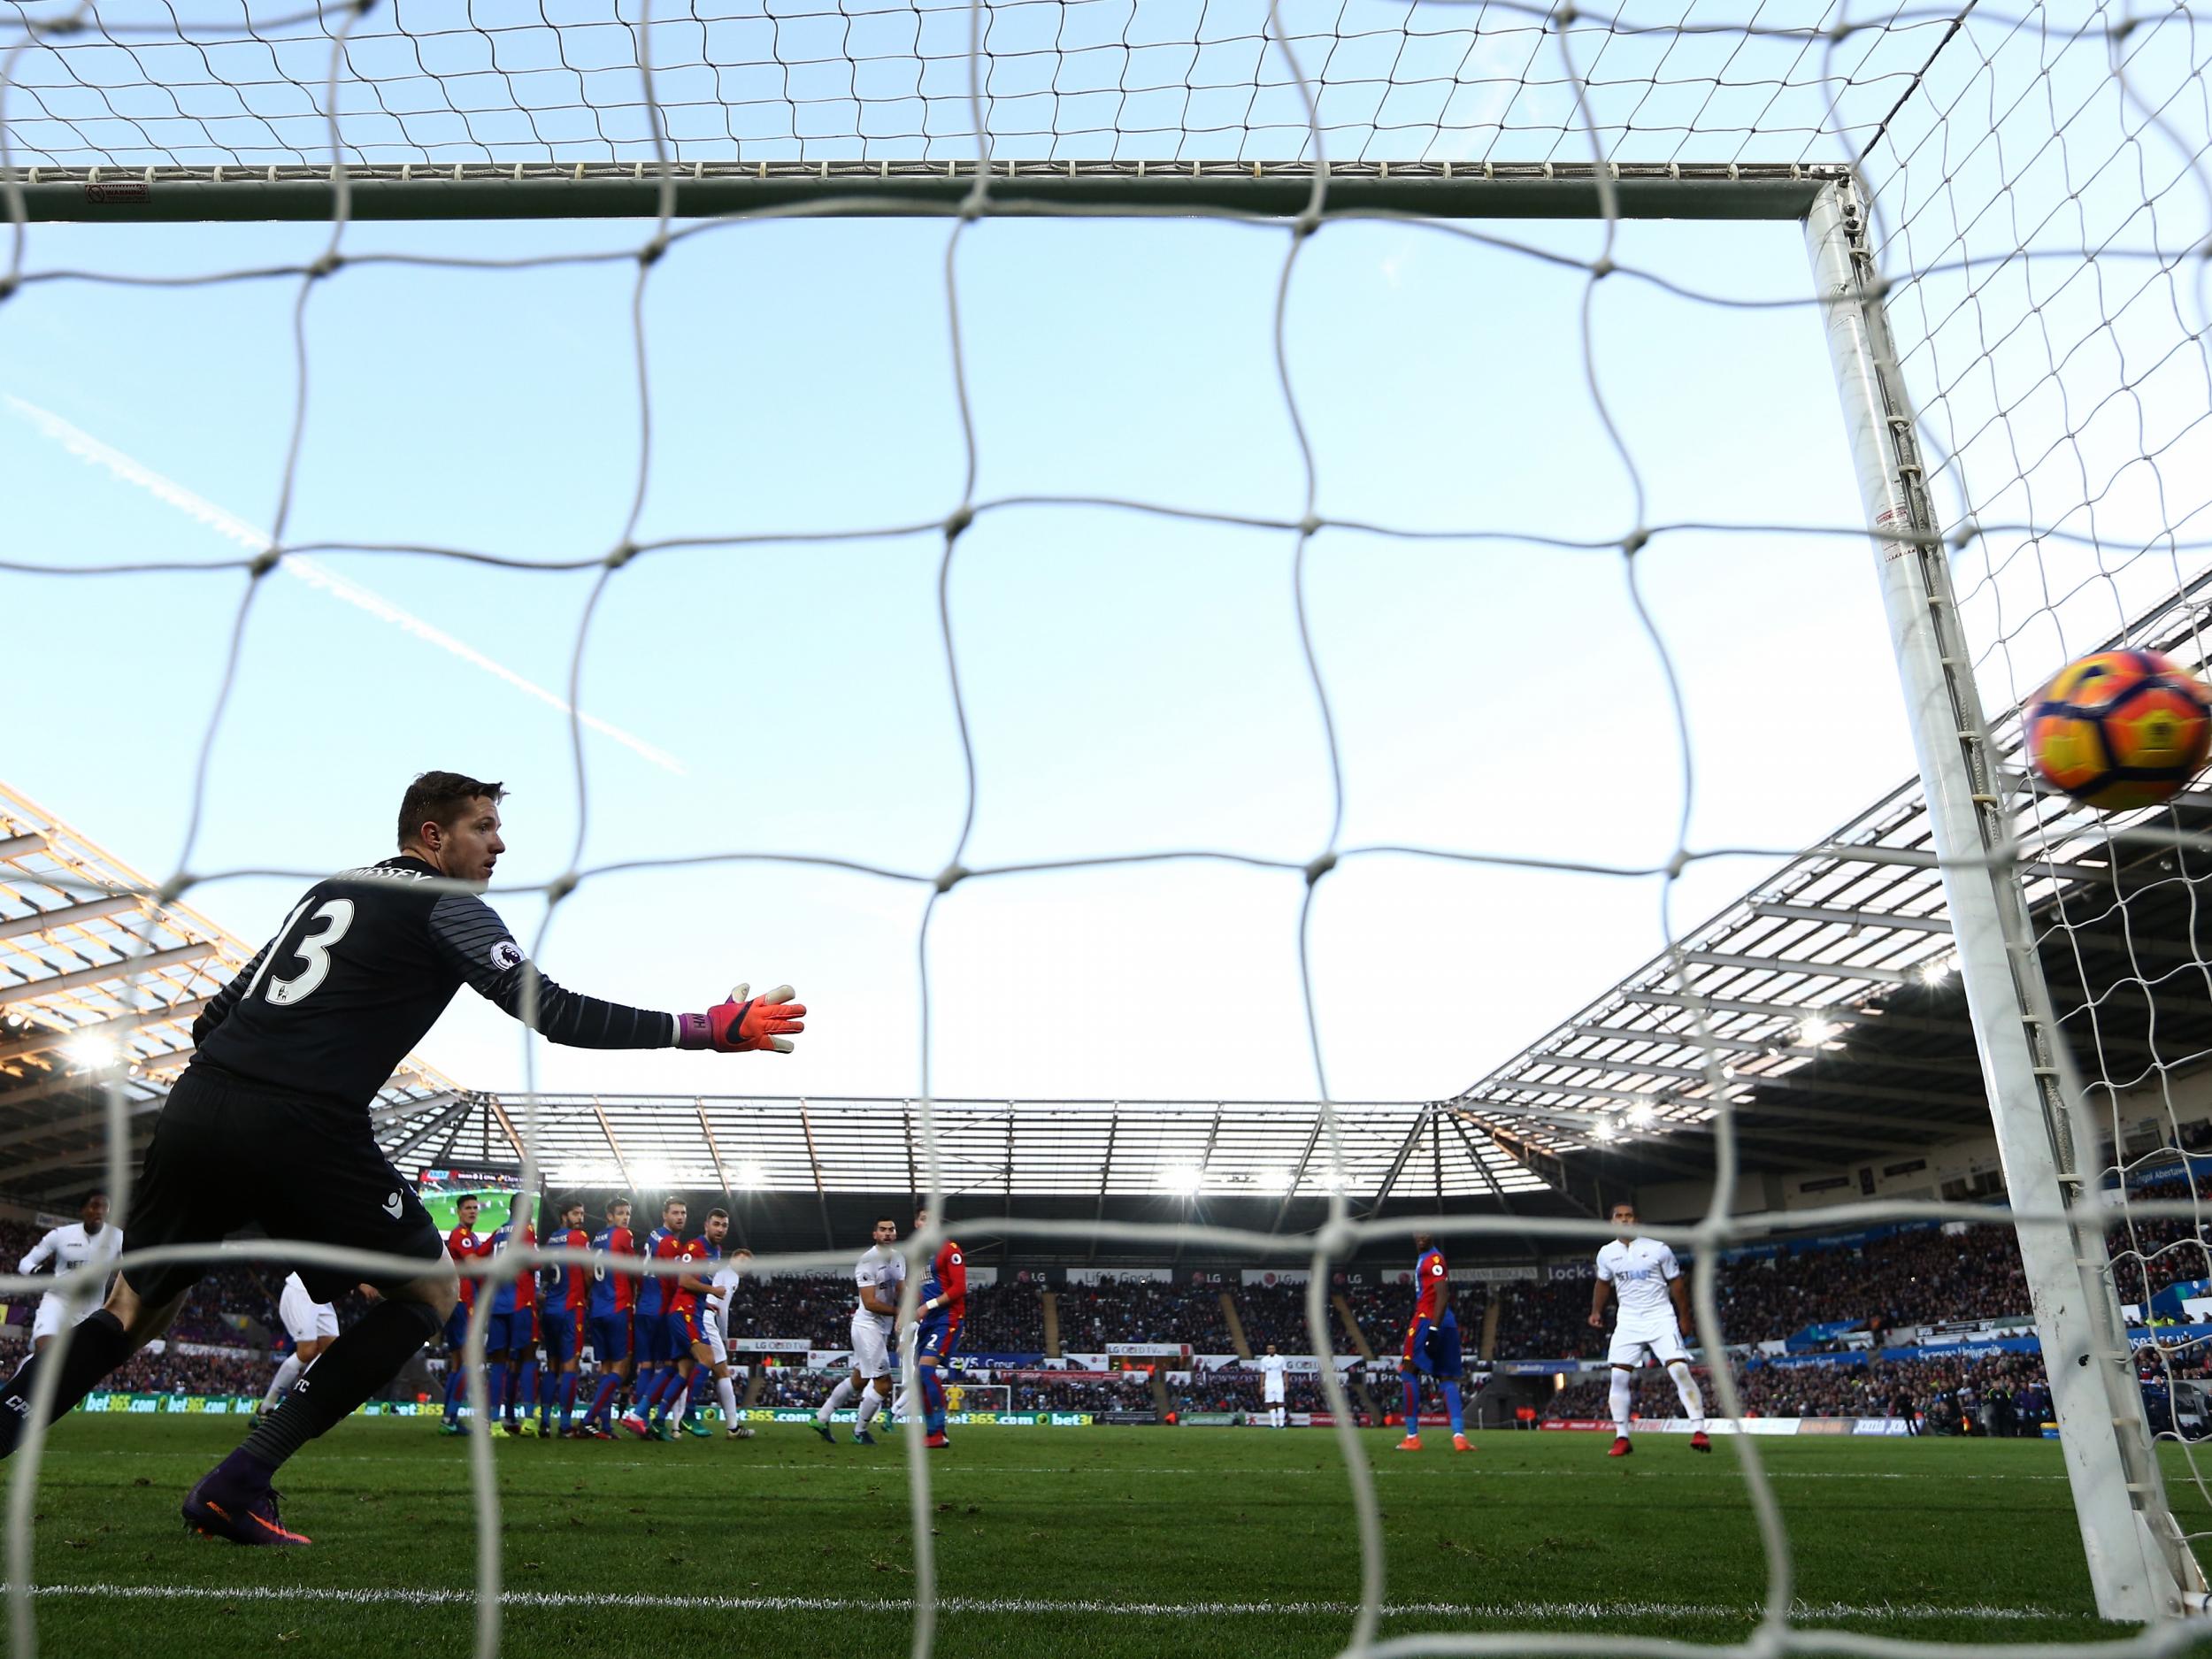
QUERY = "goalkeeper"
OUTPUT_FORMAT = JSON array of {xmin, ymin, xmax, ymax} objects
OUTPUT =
[{"xmin": 0, "ymin": 772, "xmax": 806, "ymax": 1547}]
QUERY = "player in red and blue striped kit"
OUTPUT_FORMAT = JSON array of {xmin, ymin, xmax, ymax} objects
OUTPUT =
[
  {"xmin": 484, "ymin": 1215, "xmax": 540, "ymax": 1434},
  {"xmin": 1397, "ymin": 1232, "xmax": 1471, "ymax": 1454},
  {"xmin": 438, "ymin": 1197, "xmax": 492, "ymax": 1434},
  {"xmin": 622, "ymin": 1199, "xmax": 690, "ymax": 1440},
  {"xmin": 913, "ymin": 1205, "xmax": 965, "ymax": 1449},
  {"xmin": 580, "ymin": 1199, "xmax": 638, "ymax": 1438},
  {"xmin": 538, "ymin": 1198, "xmax": 591, "ymax": 1437},
  {"xmin": 661, "ymin": 1212, "xmax": 730, "ymax": 1438}
]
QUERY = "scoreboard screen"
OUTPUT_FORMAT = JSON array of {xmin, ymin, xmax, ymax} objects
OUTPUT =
[{"xmin": 414, "ymin": 1164, "xmax": 536, "ymax": 1235}]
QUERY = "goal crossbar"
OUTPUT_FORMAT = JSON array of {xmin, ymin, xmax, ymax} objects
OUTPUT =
[{"xmin": 0, "ymin": 158, "xmax": 1848, "ymax": 222}]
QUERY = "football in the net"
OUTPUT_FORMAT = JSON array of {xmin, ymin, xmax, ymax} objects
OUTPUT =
[{"xmin": 2024, "ymin": 649, "xmax": 2212, "ymax": 810}]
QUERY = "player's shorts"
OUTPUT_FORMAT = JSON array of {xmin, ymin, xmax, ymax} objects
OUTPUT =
[
  {"xmin": 278, "ymin": 1277, "xmax": 340, "ymax": 1346},
  {"xmin": 1609, "ymin": 1322, "xmax": 1689, "ymax": 1368},
  {"xmin": 703, "ymin": 1313, "xmax": 728, "ymax": 1368},
  {"xmin": 1404, "ymin": 1316, "xmax": 1463, "ymax": 1379},
  {"xmin": 588, "ymin": 1310, "xmax": 633, "ymax": 1366},
  {"xmin": 485, "ymin": 1309, "xmax": 537, "ymax": 1353},
  {"xmin": 634, "ymin": 1306, "xmax": 671, "ymax": 1366},
  {"xmin": 443, "ymin": 1303, "xmax": 472, "ymax": 1350},
  {"xmin": 849, "ymin": 1314, "xmax": 893, "ymax": 1379},
  {"xmin": 539, "ymin": 1308, "xmax": 578, "ymax": 1366},
  {"xmin": 127, "ymin": 1066, "xmax": 445, "ymax": 1307},
  {"xmin": 917, "ymin": 1310, "xmax": 963, "ymax": 1364},
  {"xmin": 666, "ymin": 1307, "xmax": 704, "ymax": 1355},
  {"xmin": 30, "ymin": 1293, "xmax": 86, "ymax": 1343}
]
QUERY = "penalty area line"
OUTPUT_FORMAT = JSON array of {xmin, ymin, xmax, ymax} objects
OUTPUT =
[{"xmin": 9, "ymin": 1584, "xmax": 2093, "ymax": 1623}]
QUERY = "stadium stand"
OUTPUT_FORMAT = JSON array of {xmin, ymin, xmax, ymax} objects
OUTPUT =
[{"xmin": 1054, "ymin": 1279, "xmax": 1233, "ymax": 1351}]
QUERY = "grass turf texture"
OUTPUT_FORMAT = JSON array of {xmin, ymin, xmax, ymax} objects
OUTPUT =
[{"xmin": 11, "ymin": 1417, "xmax": 2205, "ymax": 1656}]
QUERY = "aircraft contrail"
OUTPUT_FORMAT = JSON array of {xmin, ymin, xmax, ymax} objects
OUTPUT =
[{"xmin": 4, "ymin": 393, "xmax": 687, "ymax": 777}]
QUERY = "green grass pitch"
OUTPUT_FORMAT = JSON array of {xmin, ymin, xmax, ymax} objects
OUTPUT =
[{"xmin": 11, "ymin": 1417, "xmax": 2205, "ymax": 1656}]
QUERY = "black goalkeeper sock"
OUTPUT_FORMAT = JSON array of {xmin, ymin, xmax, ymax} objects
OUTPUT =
[
  {"xmin": 240, "ymin": 1298, "xmax": 442, "ymax": 1470},
  {"xmin": 0, "ymin": 1310, "xmax": 135, "ymax": 1458}
]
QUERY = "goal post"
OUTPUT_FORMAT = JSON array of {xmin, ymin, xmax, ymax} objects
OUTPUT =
[
  {"xmin": 1805, "ymin": 175, "xmax": 2207, "ymax": 1623},
  {"xmin": 0, "ymin": 158, "xmax": 1847, "ymax": 224},
  {"xmin": 942, "ymin": 1381, "xmax": 1010, "ymax": 1417}
]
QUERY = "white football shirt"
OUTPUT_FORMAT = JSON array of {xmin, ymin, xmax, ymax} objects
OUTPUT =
[
  {"xmin": 709, "ymin": 1264, "xmax": 743, "ymax": 1338},
  {"xmin": 19, "ymin": 1222, "xmax": 123, "ymax": 1291},
  {"xmin": 854, "ymin": 1245, "xmax": 907, "ymax": 1333},
  {"xmin": 1258, "ymin": 1353, "xmax": 1288, "ymax": 1402},
  {"xmin": 1595, "ymin": 1236, "xmax": 1680, "ymax": 1326}
]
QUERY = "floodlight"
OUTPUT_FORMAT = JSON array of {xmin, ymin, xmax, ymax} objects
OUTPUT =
[{"xmin": 64, "ymin": 1033, "xmax": 119, "ymax": 1070}]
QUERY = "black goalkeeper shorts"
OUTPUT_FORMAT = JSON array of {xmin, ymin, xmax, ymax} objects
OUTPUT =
[{"xmin": 125, "ymin": 1065, "xmax": 447, "ymax": 1306}]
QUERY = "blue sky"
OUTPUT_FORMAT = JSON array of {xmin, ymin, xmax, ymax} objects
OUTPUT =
[{"xmin": 2, "ymin": 0, "xmax": 2205, "ymax": 1116}]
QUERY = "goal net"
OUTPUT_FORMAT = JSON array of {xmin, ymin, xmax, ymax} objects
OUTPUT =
[{"xmin": 3, "ymin": 0, "xmax": 2210, "ymax": 1652}]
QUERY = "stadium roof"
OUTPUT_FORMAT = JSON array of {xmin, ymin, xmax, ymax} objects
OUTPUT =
[
  {"xmin": 381, "ymin": 1093, "xmax": 1558, "ymax": 1202},
  {"xmin": 0, "ymin": 782, "xmax": 460, "ymax": 1205},
  {"xmin": 1456, "ymin": 569, "xmax": 2212, "ymax": 1185},
  {"xmin": 379, "ymin": 1092, "xmax": 1597, "ymax": 1261}
]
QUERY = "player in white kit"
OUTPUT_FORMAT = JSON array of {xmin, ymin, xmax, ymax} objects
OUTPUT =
[
  {"xmin": 260, "ymin": 1273, "xmax": 342, "ymax": 1417},
  {"xmin": 1588, "ymin": 1202, "xmax": 1709, "ymax": 1456},
  {"xmin": 17, "ymin": 1194, "xmax": 123, "ymax": 1353},
  {"xmin": 702, "ymin": 1247, "xmax": 756, "ymax": 1439},
  {"xmin": 1257, "ymin": 1343, "xmax": 1288, "ymax": 1428},
  {"xmin": 812, "ymin": 1217, "xmax": 905, "ymax": 1446}
]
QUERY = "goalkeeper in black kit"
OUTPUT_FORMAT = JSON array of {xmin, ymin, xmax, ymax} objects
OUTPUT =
[{"xmin": 0, "ymin": 772, "xmax": 805, "ymax": 1546}]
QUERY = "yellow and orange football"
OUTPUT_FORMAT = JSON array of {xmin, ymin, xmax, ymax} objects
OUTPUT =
[{"xmin": 2025, "ymin": 649, "xmax": 2212, "ymax": 811}]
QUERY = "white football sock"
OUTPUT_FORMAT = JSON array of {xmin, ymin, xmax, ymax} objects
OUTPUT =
[
  {"xmin": 891, "ymin": 1389, "xmax": 909, "ymax": 1420},
  {"xmin": 263, "ymin": 1352, "xmax": 306, "ymax": 1409},
  {"xmin": 716, "ymin": 1372, "xmax": 740, "ymax": 1428},
  {"xmin": 819, "ymin": 1376, "xmax": 857, "ymax": 1423},
  {"xmin": 857, "ymin": 1388, "xmax": 883, "ymax": 1431},
  {"xmin": 1609, "ymin": 1368, "xmax": 1634, "ymax": 1436},
  {"xmin": 1668, "ymin": 1361, "xmax": 1707, "ymax": 1433}
]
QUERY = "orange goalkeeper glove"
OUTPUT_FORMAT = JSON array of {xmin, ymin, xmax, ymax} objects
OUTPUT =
[{"xmin": 678, "ymin": 983, "xmax": 805, "ymax": 1054}]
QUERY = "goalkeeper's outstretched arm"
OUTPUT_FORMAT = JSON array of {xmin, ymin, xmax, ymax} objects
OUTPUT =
[{"xmin": 430, "ymin": 894, "xmax": 805, "ymax": 1054}]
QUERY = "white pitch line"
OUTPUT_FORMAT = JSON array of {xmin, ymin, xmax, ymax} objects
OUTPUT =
[
  {"xmin": 8, "ymin": 1583, "xmax": 2095, "ymax": 1623},
  {"xmin": 38, "ymin": 1450, "xmax": 2077, "ymax": 1480},
  {"xmin": 4, "ymin": 392, "xmax": 687, "ymax": 776}
]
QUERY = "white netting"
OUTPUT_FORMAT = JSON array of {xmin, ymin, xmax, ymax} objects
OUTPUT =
[{"xmin": 3, "ymin": 0, "xmax": 2211, "ymax": 1655}]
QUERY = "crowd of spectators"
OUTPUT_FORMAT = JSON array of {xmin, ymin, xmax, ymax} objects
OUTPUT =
[
  {"xmin": 723, "ymin": 1274, "xmax": 861, "ymax": 1349},
  {"xmin": 1235, "ymin": 1282, "xmax": 1334, "ymax": 1351},
  {"xmin": 1336, "ymin": 1281, "xmax": 1415, "ymax": 1351},
  {"xmin": 2109, "ymin": 1174, "xmax": 2212, "ymax": 1306},
  {"xmin": 102, "ymin": 1345, "xmax": 270, "ymax": 1398},
  {"xmin": 1055, "ymin": 1278, "xmax": 1231, "ymax": 1350},
  {"xmin": 1541, "ymin": 1352, "xmax": 2053, "ymax": 1433},
  {"xmin": 959, "ymin": 1278, "xmax": 1045, "ymax": 1353},
  {"xmin": 1238, "ymin": 1279, "xmax": 1461, "ymax": 1356},
  {"xmin": 1010, "ymin": 1376, "xmax": 1155, "ymax": 1413}
]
